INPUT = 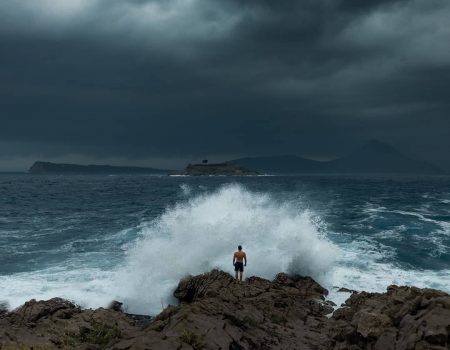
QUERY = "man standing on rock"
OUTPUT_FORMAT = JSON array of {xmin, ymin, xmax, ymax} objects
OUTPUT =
[{"xmin": 233, "ymin": 245, "xmax": 247, "ymax": 283}]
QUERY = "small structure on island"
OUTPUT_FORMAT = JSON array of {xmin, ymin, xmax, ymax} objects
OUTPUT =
[{"xmin": 179, "ymin": 162, "xmax": 259, "ymax": 176}]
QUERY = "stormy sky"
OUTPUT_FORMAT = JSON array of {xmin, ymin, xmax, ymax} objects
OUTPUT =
[{"xmin": 0, "ymin": 0, "xmax": 449, "ymax": 171}]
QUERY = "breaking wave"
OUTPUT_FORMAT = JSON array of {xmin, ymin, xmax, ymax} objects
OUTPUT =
[{"xmin": 113, "ymin": 184, "xmax": 337, "ymax": 313}]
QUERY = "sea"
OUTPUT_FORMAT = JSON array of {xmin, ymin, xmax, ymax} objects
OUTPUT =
[{"xmin": 0, "ymin": 174, "xmax": 449, "ymax": 315}]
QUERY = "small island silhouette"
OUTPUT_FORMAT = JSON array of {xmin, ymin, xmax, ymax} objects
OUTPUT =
[{"xmin": 179, "ymin": 162, "xmax": 259, "ymax": 176}]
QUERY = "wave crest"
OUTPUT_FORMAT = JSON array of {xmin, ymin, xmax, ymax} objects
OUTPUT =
[{"xmin": 114, "ymin": 184, "xmax": 337, "ymax": 313}]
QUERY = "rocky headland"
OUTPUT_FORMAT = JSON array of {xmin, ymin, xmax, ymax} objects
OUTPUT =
[
  {"xmin": 1, "ymin": 270, "xmax": 449, "ymax": 349},
  {"xmin": 29, "ymin": 161, "xmax": 170, "ymax": 175}
]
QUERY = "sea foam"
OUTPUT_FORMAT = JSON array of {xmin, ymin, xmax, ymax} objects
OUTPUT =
[{"xmin": 112, "ymin": 184, "xmax": 337, "ymax": 314}]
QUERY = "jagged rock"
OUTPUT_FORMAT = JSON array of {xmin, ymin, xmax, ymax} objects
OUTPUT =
[
  {"xmin": 337, "ymin": 287, "xmax": 358, "ymax": 294},
  {"xmin": 1, "ymin": 271, "xmax": 449, "ymax": 349},
  {"xmin": 0, "ymin": 301, "xmax": 8, "ymax": 316},
  {"xmin": 156, "ymin": 269, "xmax": 333, "ymax": 349},
  {"xmin": 329, "ymin": 285, "xmax": 450, "ymax": 349},
  {"xmin": 8, "ymin": 297, "xmax": 81, "ymax": 325},
  {"xmin": 108, "ymin": 301, "xmax": 123, "ymax": 312},
  {"xmin": 0, "ymin": 299, "xmax": 140, "ymax": 349}
]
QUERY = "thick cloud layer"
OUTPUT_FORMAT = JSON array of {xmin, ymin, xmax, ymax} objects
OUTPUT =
[{"xmin": 0, "ymin": 0, "xmax": 449, "ymax": 170}]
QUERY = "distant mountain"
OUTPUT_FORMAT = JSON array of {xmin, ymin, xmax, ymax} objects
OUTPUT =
[
  {"xmin": 228, "ymin": 155, "xmax": 323, "ymax": 174},
  {"xmin": 326, "ymin": 140, "xmax": 443, "ymax": 174},
  {"xmin": 29, "ymin": 161, "xmax": 170, "ymax": 174},
  {"xmin": 230, "ymin": 140, "xmax": 444, "ymax": 175}
]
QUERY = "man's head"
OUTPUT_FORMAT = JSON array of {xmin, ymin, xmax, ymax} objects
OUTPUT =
[{"xmin": 238, "ymin": 245, "xmax": 242, "ymax": 251}]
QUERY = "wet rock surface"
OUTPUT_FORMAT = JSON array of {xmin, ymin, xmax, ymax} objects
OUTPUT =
[
  {"xmin": 329, "ymin": 285, "xmax": 450, "ymax": 350},
  {"xmin": 1, "ymin": 270, "xmax": 449, "ymax": 349}
]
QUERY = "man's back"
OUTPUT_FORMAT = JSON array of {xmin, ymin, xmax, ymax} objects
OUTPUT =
[{"xmin": 234, "ymin": 251, "xmax": 246, "ymax": 263}]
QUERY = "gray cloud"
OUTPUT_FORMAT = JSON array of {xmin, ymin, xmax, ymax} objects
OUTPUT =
[{"xmin": 0, "ymin": 0, "xmax": 449, "ymax": 171}]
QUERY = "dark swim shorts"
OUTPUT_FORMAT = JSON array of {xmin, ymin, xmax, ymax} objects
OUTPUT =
[{"xmin": 234, "ymin": 262, "xmax": 244, "ymax": 272}]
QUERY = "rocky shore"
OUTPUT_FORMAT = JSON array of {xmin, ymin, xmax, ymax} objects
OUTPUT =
[{"xmin": 1, "ymin": 270, "xmax": 449, "ymax": 349}]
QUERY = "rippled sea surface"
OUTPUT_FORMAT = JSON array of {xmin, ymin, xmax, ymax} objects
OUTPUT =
[{"xmin": 1, "ymin": 174, "xmax": 449, "ymax": 314}]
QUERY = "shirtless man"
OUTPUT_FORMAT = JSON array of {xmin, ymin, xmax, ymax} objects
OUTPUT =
[{"xmin": 233, "ymin": 245, "xmax": 247, "ymax": 283}]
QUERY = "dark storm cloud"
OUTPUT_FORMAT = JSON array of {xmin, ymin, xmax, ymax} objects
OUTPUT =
[{"xmin": 0, "ymin": 0, "xmax": 449, "ymax": 170}]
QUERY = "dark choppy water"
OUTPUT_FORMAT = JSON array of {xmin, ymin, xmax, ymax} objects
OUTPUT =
[{"xmin": 0, "ymin": 174, "xmax": 449, "ymax": 314}]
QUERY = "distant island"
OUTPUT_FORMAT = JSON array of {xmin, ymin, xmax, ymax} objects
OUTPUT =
[
  {"xmin": 178, "ymin": 162, "xmax": 259, "ymax": 176},
  {"xmin": 230, "ymin": 140, "xmax": 444, "ymax": 175},
  {"xmin": 28, "ymin": 140, "xmax": 444, "ymax": 176},
  {"xmin": 29, "ymin": 161, "xmax": 170, "ymax": 174}
]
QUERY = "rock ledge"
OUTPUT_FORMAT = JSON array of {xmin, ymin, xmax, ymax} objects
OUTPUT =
[{"xmin": 1, "ymin": 270, "xmax": 449, "ymax": 349}]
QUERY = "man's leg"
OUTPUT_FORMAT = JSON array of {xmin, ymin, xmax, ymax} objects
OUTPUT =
[
  {"xmin": 235, "ymin": 270, "xmax": 238, "ymax": 280},
  {"xmin": 239, "ymin": 271, "xmax": 243, "ymax": 282}
]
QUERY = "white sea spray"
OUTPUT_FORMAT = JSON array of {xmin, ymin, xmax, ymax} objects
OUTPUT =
[{"xmin": 113, "ymin": 184, "xmax": 337, "ymax": 313}]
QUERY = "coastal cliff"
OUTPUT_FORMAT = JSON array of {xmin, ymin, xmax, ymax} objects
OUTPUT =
[
  {"xmin": 29, "ymin": 161, "xmax": 170, "ymax": 174},
  {"xmin": 1, "ymin": 270, "xmax": 449, "ymax": 349}
]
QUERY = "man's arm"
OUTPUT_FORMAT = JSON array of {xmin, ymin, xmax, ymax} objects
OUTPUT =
[
  {"xmin": 233, "ymin": 252, "xmax": 236, "ymax": 265},
  {"xmin": 244, "ymin": 252, "xmax": 247, "ymax": 266}
]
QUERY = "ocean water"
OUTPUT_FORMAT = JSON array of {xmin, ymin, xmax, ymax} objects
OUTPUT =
[{"xmin": 0, "ymin": 174, "xmax": 449, "ymax": 314}]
